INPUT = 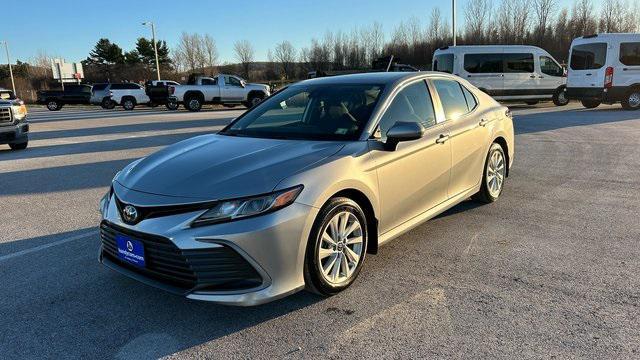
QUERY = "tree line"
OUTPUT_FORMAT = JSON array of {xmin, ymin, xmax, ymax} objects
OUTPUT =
[{"xmin": 1, "ymin": 0, "xmax": 639, "ymax": 98}]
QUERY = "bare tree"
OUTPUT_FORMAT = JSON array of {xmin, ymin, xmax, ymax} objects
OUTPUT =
[
  {"xmin": 465, "ymin": 0, "xmax": 493, "ymax": 44},
  {"xmin": 202, "ymin": 34, "xmax": 219, "ymax": 74},
  {"xmin": 234, "ymin": 40, "xmax": 255, "ymax": 78},
  {"xmin": 273, "ymin": 40, "xmax": 297, "ymax": 79},
  {"xmin": 174, "ymin": 32, "xmax": 208, "ymax": 73},
  {"xmin": 533, "ymin": 0, "xmax": 556, "ymax": 42},
  {"xmin": 570, "ymin": 0, "xmax": 597, "ymax": 37}
]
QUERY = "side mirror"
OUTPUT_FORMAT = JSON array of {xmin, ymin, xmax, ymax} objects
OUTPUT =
[{"xmin": 384, "ymin": 122, "xmax": 425, "ymax": 150}]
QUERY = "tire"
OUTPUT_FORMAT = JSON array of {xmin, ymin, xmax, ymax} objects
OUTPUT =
[
  {"xmin": 122, "ymin": 97, "xmax": 136, "ymax": 111},
  {"xmin": 581, "ymin": 99, "xmax": 601, "ymax": 109},
  {"xmin": 552, "ymin": 87, "xmax": 570, "ymax": 106},
  {"xmin": 148, "ymin": 101, "xmax": 159, "ymax": 108},
  {"xmin": 46, "ymin": 100, "xmax": 62, "ymax": 111},
  {"xmin": 304, "ymin": 197, "xmax": 368, "ymax": 296},
  {"xmin": 223, "ymin": 104, "xmax": 237, "ymax": 108},
  {"xmin": 247, "ymin": 93, "xmax": 265, "ymax": 108},
  {"xmin": 101, "ymin": 98, "xmax": 115, "ymax": 109},
  {"xmin": 185, "ymin": 95, "xmax": 203, "ymax": 112},
  {"xmin": 166, "ymin": 101, "xmax": 179, "ymax": 110},
  {"xmin": 621, "ymin": 88, "xmax": 640, "ymax": 110},
  {"xmin": 525, "ymin": 100, "xmax": 539, "ymax": 106},
  {"xmin": 473, "ymin": 143, "xmax": 507, "ymax": 204},
  {"xmin": 9, "ymin": 141, "xmax": 28, "ymax": 150}
]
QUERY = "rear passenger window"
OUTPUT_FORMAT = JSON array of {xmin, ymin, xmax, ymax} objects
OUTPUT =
[
  {"xmin": 202, "ymin": 78, "xmax": 217, "ymax": 85},
  {"xmin": 620, "ymin": 42, "xmax": 640, "ymax": 66},
  {"xmin": 570, "ymin": 43, "xmax": 607, "ymax": 70},
  {"xmin": 461, "ymin": 86, "xmax": 477, "ymax": 111},
  {"xmin": 464, "ymin": 53, "xmax": 503, "ymax": 73},
  {"xmin": 433, "ymin": 79, "xmax": 470, "ymax": 120},
  {"xmin": 378, "ymin": 81, "xmax": 436, "ymax": 138},
  {"xmin": 504, "ymin": 53, "xmax": 534, "ymax": 73}
]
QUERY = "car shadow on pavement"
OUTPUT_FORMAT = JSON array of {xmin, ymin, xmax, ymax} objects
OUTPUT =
[
  {"xmin": 514, "ymin": 107, "xmax": 640, "ymax": 135},
  {"xmin": 0, "ymin": 227, "xmax": 322, "ymax": 359}
]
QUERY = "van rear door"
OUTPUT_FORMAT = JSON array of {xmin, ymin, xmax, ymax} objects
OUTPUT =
[
  {"xmin": 617, "ymin": 41, "xmax": 640, "ymax": 88},
  {"xmin": 568, "ymin": 42, "xmax": 608, "ymax": 89}
]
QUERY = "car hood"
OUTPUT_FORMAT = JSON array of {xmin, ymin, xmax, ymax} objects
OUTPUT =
[{"xmin": 115, "ymin": 134, "xmax": 344, "ymax": 200}]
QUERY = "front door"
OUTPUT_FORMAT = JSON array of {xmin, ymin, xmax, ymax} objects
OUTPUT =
[
  {"xmin": 222, "ymin": 76, "xmax": 246, "ymax": 102},
  {"xmin": 537, "ymin": 55, "xmax": 566, "ymax": 94},
  {"xmin": 370, "ymin": 80, "xmax": 451, "ymax": 234}
]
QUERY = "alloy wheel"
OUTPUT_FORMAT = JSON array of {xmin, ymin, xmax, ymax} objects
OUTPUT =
[
  {"xmin": 486, "ymin": 149, "xmax": 506, "ymax": 198},
  {"xmin": 629, "ymin": 92, "xmax": 640, "ymax": 108},
  {"xmin": 318, "ymin": 211, "xmax": 364, "ymax": 285}
]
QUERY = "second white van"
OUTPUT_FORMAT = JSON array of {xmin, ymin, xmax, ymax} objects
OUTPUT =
[{"xmin": 433, "ymin": 45, "xmax": 568, "ymax": 106}]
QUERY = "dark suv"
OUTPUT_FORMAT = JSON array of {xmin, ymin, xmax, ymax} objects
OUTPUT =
[
  {"xmin": 37, "ymin": 84, "xmax": 92, "ymax": 111},
  {"xmin": 0, "ymin": 89, "xmax": 29, "ymax": 150}
]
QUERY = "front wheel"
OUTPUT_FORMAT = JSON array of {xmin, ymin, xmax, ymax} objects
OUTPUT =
[
  {"xmin": 581, "ymin": 99, "xmax": 601, "ymax": 109},
  {"xmin": 621, "ymin": 88, "xmax": 640, "ymax": 110},
  {"xmin": 304, "ymin": 197, "xmax": 368, "ymax": 296},
  {"xmin": 185, "ymin": 97, "xmax": 203, "ymax": 112},
  {"xmin": 248, "ymin": 94, "xmax": 264, "ymax": 108},
  {"xmin": 525, "ymin": 100, "xmax": 539, "ymax": 106},
  {"xmin": 122, "ymin": 98, "xmax": 136, "ymax": 111},
  {"xmin": 46, "ymin": 100, "xmax": 62, "ymax": 111},
  {"xmin": 473, "ymin": 143, "xmax": 507, "ymax": 204},
  {"xmin": 9, "ymin": 141, "xmax": 28, "ymax": 150},
  {"xmin": 553, "ymin": 87, "xmax": 569, "ymax": 106}
]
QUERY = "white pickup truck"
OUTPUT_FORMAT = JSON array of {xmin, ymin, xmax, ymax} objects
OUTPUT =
[{"xmin": 168, "ymin": 74, "xmax": 271, "ymax": 111}]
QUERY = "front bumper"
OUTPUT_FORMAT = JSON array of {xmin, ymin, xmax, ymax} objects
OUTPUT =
[
  {"xmin": 0, "ymin": 121, "xmax": 29, "ymax": 145},
  {"xmin": 99, "ymin": 191, "xmax": 318, "ymax": 306},
  {"xmin": 566, "ymin": 86, "xmax": 627, "ymax": 103}
]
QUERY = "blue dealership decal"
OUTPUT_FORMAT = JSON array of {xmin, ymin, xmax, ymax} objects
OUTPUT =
[{"xmin": 116, "ymin": 235, "xmax": 145, "ymax": 267}]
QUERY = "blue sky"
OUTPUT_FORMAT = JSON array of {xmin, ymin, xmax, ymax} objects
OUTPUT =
[{"xmin": 4, "ymin": 0, "xmax": 575, "ymax": 64}]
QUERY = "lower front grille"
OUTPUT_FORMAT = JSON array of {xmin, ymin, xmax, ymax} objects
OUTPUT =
[
  {"xmin": 100, "ymin": 221, "xmax": 263, "ymax": 292},
  {"xmin": 0, "ymin": 108, "xmax": 12, "ymax": 124}
]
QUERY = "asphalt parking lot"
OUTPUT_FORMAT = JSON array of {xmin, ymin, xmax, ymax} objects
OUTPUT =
[{"xmin": 1, "ymin": 103, "xmax": 639, "ymax": 359}]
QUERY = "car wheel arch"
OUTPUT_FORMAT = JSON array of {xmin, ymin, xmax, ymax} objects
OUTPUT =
[
  {"xmin": 329, "ymin": 189, "xmax": 379, "ymax": 255},
  {"xmin": 492, "ymin": 136, "xmax": 510, "ymax": 177}
]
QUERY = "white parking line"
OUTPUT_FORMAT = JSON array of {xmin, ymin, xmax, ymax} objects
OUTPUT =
[{"xmin": 0, "ymin": 230, "xmax": 97, "ymax": 262}]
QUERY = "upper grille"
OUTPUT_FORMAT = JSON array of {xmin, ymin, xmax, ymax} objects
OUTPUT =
[
  {"xmin": 0, "ymin": 108, "xmax": 12, "ymax": 124},
  {"xmin": 100, "ymin": 221, "xmax": 263, "ymax": 292}
]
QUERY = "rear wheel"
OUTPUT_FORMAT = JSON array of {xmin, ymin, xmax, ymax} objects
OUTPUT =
[
  {"xmin": 552, "ymin": 87, "xmax": 569, "ymax": 106},
  {"xmin": 473, "ymin": 143, "xmax": 507, "ymax": 204},
  {"xmin": 304, "ymin": 197, "xmax": 367, "ymax": 296},
  {"xmin": 247, "ymin": 93, "xmax": 265, "ymax": 108},
  {"xmin": 525, "ymin": 100, "xmax": 539, "ymax": 106},
  {"xmin": 101, "ymin": 98, "xmax": 115, "ymax": 109},
  {"xmin": 621, "ymin": 88, "xmax": 640, "ymax": 110},
  {"xmin": 166, "ymin": 101, "xmax": 179, "ymax": 110},
  {"xmin": 9, "ymin": 141, "xmax": 28, "ymax": 150},
  {"xmin": 122, "ymin": 97, "xmax": 136, "ymax": 111},
  {"xmin": 581, "ymin": 99, "xmax": 601, "ymax": 109},
  {"xmin": 46, "ymin": 100, "xmax": 62, "ymax": 111}
]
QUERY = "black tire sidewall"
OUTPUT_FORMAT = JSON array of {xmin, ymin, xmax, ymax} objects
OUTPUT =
[
  {"xmin": 304, "ymin": 198, "xmax": 368, "ymax": 296},
  {"xmin": 123, "ymin": 98, "xmax": 136, "ymax": 110},
  {"xmin": 581, "ymin": 100, "xmax": 601, "ymax": 109},
  {"xmin": 622, "ymin": 89, "xmax": 640, "ymax": 110},
  {"xmin": 9, "ymin": 141, "xmax": 28, "ymax": 150},
  {"xmin": 476, "ymin": 143, "xmax": 505, "ymax": 203},
  {"xmin": 553, "ymin": 87, "xmax": 569, "ymax": 106},
  {"xmin": 186, "ymin": 97, "xmax": 202, "ymax": 112}
]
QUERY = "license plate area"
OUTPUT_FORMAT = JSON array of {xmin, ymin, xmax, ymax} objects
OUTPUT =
[{"xmin": 116, "ymin": 234, "xmax": 145, "ymax": 267}]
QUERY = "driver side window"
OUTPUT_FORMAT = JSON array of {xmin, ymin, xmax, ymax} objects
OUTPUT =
[
  {"xmin": 377, "ymin": 81, "xmax": 436, "ymax": 139},
  {"xmin": 226, "ymin": 76, "xmax": 242, "ymax": 87}
]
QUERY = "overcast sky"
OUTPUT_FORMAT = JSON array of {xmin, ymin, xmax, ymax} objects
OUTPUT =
[{"xmin": 3, "ymin": 0, "xmax": 575, "ymax": 64}]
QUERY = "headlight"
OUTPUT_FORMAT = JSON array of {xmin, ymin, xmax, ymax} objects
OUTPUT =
[
  {"xmin": 11, "ymin": 104, "xmax": 27, "ymax": 120},
  {"xmin": 192, "ymin": 185, "xmax": 303, "ymax": 227}
]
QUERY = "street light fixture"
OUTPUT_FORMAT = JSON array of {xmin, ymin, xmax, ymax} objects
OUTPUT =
[
  {"xmin": 0, "ymin": 41, "xmax": 16, "ymax": 94},
  {"xmin": 142, "ymin": 21, "xmax": 161, "ymax": 81}
]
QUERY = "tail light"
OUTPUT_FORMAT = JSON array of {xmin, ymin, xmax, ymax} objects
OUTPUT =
[
  {"xmin": 604, "ymin": 67, "xmax": 614, "ymax": 88},
  {"xmin": 168, "ymin": 86, "xmax": 175, "ymax": 95}
]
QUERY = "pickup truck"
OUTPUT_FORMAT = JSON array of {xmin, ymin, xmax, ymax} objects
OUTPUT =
[
  {"xmin": 0, "ymin": 88, "xmax": 29, "ymax": 150},
  {"xmin": 168, "ymin": 74, "xmax": 270, "ymax": 111},
  {"xmin": 37, "ymin": 84, "xmax": 92, "ymax": 111}
]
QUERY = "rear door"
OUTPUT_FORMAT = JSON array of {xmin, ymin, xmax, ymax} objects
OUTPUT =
[
  {"xmin": 567, "ymin": 42, "xmax": 608, "ymax": 89},
  {"xmin": 617, "ymin": 41, "xmax": 640, "ymax": 87},
  {"xmin": 502, "ymin": 53, "xmax": 536, "ymax": 98},
  {"xmin": 462, "ymin": 52, "xmax": 504, "ymax": 97}
]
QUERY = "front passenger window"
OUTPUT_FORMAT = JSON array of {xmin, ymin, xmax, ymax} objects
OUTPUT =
[{"xmin": 377, "ymin": 81, "xmax": 437, "ymax": 139}]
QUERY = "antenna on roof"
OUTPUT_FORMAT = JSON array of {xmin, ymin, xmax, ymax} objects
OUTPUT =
[{"xmin": 386, "ymin": 55, "xmax": 395, "ymax": 72}]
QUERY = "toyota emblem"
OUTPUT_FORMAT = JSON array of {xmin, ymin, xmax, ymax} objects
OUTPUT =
[{"xmin": 122, "ymin": 205, "xmax": 138, "ymax": 223}]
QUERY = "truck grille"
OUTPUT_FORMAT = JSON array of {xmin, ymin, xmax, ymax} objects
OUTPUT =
[
  {"xmin": 0, "ymin": 108, "xmax": 12, "ymax": 124},
  {"xmin": 100, "ymin": 221, "xmax": 263, "ymax": 293}
]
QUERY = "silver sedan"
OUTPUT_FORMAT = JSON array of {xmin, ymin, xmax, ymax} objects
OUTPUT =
[{"xmin": 99, "ymin": 72, "xmax": 514, "ymax": 306}]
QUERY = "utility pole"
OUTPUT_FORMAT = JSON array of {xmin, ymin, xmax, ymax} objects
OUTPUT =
[
  {"xmin": 1, "ymin": 41, "xmax": 16, "ymax": 94},
  {"xmin": 452, "ymin": 0, "xmax": 457, "ymax": 46},
  {"xmin": 143, "ymin": 21, "xmax": 161, "ymax": 81}
]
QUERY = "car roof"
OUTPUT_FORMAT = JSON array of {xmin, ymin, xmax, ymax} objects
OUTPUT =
[
  {"xmin": 571, "ymin": 33, "xmax": 640, "ymax": 44},
  {"xmin": 296, "ymin": 72, "xmax": 448, "ymax": 87}
]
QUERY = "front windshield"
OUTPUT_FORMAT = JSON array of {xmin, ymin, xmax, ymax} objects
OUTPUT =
[{"xmin": 221, "ymin": 83, "xmax": 384, "ymax": 141}]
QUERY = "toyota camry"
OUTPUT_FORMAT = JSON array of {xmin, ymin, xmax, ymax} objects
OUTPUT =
[{"xmin": 99, "ymin": 72, "xmax": 514, "ymax": 306}]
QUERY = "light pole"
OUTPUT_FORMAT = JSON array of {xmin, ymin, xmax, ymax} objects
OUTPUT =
[
  {"xmin": 452, "ymin": 0, "xmax": 457, "ymax": 46},
  {"xmin": 142, "ymin": 21, "xmax": 161, "ymax": 81},
  {"xmin": 1, "ymin": 41, "xmax": 16, "ymax": 94}
]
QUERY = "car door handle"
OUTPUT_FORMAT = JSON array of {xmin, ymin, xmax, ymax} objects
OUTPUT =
[
  {"xmin": 586, "ymin": 73, "xmax": 592, "ymax": 76},
  {"xmin": 479, "ymin": 119, "xmax": 489, "ymax": 127},
  {"xmin": 436, "ymin": 134, "xmax": 450, "ymax": 144}
]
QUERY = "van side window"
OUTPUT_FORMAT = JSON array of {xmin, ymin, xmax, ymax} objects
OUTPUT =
[
  {"xmin": 540, "ymin": 56, "xmax": 564, "ymax": 77},
  {"xmin": 570, "ymin": 43, "xmax": 607, "ymax": 70},
  {"xmin": 433, "ymin": 79, "xmax": 469, "ymax": 120},
  {"xmin": 433, "ymin": 54, "xmax": 454, "ymax": 74},
  {"xmin": 378, "ymin": 81, "xmax": 437, "ymax": 138},
  {"xmin": 620, "ymin": 42, "xmax": 640, "ymax": 66},
  {"xmin": 464, "ymin": 53, "xmax": 503, "ymax": 73},
  {"xmin": 504, "ymin": 53, "xmax": 534, "ymax": 73}
]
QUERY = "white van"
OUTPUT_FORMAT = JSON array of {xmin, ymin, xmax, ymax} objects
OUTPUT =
[
  {"xmin": 566, "ymin": 33, "xmax": 640, "ymax": 110},
  {"xmin": 433, "ymin": 45, "xmax": 568, "ymax": 106}
]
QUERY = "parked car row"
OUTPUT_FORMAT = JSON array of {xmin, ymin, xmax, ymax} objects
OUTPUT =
[{"xmin": 36, "ymin": 74, "xmax": 270, "ymax": 112}]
